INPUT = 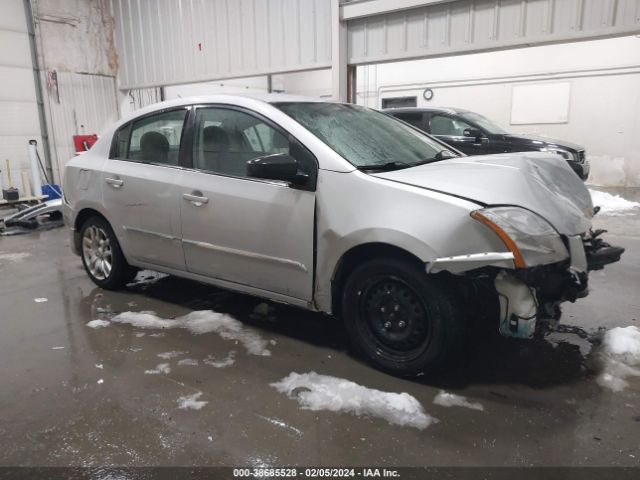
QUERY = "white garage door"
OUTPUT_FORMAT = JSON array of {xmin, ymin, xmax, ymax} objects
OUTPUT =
[{"xmin": 0, "ymin": 0, "xmax": 44, "ymax": 197}]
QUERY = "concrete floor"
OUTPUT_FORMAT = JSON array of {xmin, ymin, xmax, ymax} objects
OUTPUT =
[{"xmin": 0, "ymin": 193, "xmax": 639, "ymax": 468}]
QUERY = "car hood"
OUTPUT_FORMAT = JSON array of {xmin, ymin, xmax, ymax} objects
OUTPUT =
[
  {"xmin": 373, "ymin": 152, "xmax": 593, "ymax": 235},
  {"xmin": 502, "ymin": 133, "xmax": 584, "ymax": 152}
]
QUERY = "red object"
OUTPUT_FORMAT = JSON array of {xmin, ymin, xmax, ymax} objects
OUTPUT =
[{"xmin": 73, "ymin": 134, "xmax": 98, "ymax": 153}]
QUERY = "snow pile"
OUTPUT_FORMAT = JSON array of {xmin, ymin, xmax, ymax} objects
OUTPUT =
[
  {"xmin": 596, "ymin": 326, "xmax": 640, "ymax": 392},
  {"xmin": 96, "ymin": 310, "xmax": 271, "ymax": 356},
  {"xmin": 144, "ymin": 363, "xmax": 171, "ymax": 375},
  {"xmin": 589, "ymin": 189, "xmax": 640, "ymax": 216},
  {"xmin": 433, "ymin": 391, "xmax": 484, "ymax": 411},
  {"xmin": 271, "ymin": 372, "xmax": 437, "ymax": 430},
  {"xmin": 0, "ymin": 252, "xmax": 31, "ymax": 263},
  {"xmin": 86, "ymin": 319, "xmax": 111, "ymax": 329},
  {"xmin": 177, "ymin": 392, "xmax": 207, "ymax": 410},
  {"xmin": 203, "ymin": 351, "xmax": 236, "ymax": 368}
]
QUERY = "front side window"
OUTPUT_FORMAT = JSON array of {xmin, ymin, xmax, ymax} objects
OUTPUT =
[
  {"xmin": 459, "ymin": 111, "xmax": 508, "ymax": 135},
  {"xmin": 192, "ymin": 107, "xmax": 293, "ymax": 178},
  {"xmin": 113, "ymin": 109, "xmax": 187, "ymax": 165},
  {"xmin": 276, "ymin": 102, "xmax": 449, "ymax": 169},
  {"xmin": 429, "ymin": 114, "xmax": 473, "ymax": 137}
]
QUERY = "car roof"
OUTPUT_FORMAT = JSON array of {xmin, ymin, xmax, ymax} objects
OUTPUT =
[
  {"xmin": 118, "ymin": 93, "xmax": 329, "ymax": 125},
  {"xmin": 384, "ymin": 107, "xmax": 472, "ymax": 115}
]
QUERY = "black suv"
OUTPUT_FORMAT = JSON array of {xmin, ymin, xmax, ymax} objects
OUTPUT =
[{"xmin": 385, "ymin": 107, "xmax": 589, "ymax": 180}]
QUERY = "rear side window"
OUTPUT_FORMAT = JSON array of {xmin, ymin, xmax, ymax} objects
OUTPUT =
[
  {"xmin": 111, "ymin": 109, "xmax": 187, "ymax": 165},
  {"xmin": 393, "ymin": 112, "xmax": 425, "ymax": 130},
  {"xmin": 111, "ymin": 123, "xmax": 131, "ymax": 159}
]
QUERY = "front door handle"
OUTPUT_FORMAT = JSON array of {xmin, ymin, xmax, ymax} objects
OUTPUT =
[
  {"xmin": 183, "ymin": 192, "xmax": 209, "ymax": 206},
  {"xmin": 105, "ymin": 177, "xmax": 124, "ymax": 188}
]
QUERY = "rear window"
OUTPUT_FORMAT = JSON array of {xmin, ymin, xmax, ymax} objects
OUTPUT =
[{"xmin": 111, "ymin": 109, "xmax": 187, "ymax": 166}]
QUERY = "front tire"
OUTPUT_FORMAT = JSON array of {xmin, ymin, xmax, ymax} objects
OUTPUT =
[
  {"xmin": 341, "ymin": 257, "xmax": 463, "ymax": 376},
  {"xmin": 79, "ymin": 216, "xmax": 137, "ymax": 290}
]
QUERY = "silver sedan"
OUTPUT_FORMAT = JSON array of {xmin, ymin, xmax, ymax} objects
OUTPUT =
[{"xmin": 63, "ymin": 94, "xmax": 623, "ymax": 375}]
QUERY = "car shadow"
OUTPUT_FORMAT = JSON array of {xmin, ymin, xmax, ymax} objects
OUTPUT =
[{"xmin": 124, "ymin": 274, "xmax": 591, "ymax": 390}]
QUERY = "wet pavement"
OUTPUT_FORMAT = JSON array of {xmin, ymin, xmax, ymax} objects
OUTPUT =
[{"xmin": 0, "ymin": 191, "xmax": 639, "ymax": 468}]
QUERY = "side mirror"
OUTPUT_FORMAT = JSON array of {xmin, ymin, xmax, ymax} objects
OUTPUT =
[
  {"xmin": 246, "ymin": 153, "xmax": 308, "ymax": 186},
  {"xmin": 463, "ymin": 128, "xmax": 483, "ymax": 139}
]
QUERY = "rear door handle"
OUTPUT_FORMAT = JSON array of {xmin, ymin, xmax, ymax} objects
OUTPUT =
[
  {"xmin": 105, "ymin": 177, "xmax": 124, "ymax": 188},
  {"xmin": 183, "ymin": 192, "xmax": 209, "ymax": 206}
]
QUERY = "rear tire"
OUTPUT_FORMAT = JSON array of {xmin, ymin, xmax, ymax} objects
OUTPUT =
[
  {"xmin": 79, "ymin": 216, "xmax": 137, "ymax": 290},
  {"xmin": 341, "ymin": 257, "xmax": 463, "ymax": 376}
]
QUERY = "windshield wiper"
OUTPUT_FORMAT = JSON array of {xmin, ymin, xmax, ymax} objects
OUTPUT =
[
  {"xmin": 357, "ymin": 161, "xmax": 411, "ymax": 172},
  {"xmin": 411, "ymin": 149, "xmax": 458, "ymax": 166}
]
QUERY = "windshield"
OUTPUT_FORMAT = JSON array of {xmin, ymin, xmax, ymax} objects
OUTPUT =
[
  {"xmin": 275, "ymin": 102, "xmax": 454, "ymax": 169},
  {"xmin": 459, "ymin": 111, "xmax": 508, "ymax": 135}
]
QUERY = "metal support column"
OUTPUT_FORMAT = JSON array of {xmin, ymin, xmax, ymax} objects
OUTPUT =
[
  {"xmin": 23, "ymin": 0, "xmax": 53, "ymax": 185},
  {"xmin": 332, "ymin": 0, "xmax": 348, "ymax": 102}
]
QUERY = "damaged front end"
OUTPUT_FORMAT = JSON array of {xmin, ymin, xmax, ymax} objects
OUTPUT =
[
  {"xmin": 430, "ymin": 204, "xmax": 625, "ymax": 340},
  {"xmin": 490, "ymin": 227, "xmax": 624, "ymax": 339}
]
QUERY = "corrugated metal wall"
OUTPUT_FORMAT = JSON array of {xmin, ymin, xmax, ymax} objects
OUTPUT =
[
  {"xmin": 0, "ymin": 0, "xmax": 44, "ymax": 196},
  {"xmin": 347, "ymin": 0, "xmax": 640, "ymax": 65},
  {"xmin": 41, "ymin": 72, "xmax": 119, "ymax": 183},
  {"xmin": 112, "ymin": 0, "xmax": 333, "ymax": 90}
]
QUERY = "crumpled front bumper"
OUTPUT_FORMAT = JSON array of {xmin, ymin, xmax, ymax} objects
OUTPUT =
[{"xmin": 495, "ymin": 230, "xmax": 624, "ymax": 339}]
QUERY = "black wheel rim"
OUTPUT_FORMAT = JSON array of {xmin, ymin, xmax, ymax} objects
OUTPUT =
[{"xmin": 358, "ymin": 275, "xmax": 432, "ymax": 358}]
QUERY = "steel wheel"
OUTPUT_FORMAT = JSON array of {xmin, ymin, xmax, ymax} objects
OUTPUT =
[
  {"xmin": 342, "ymin": 257, "xmax": 464, "ymax": 375},
  {"xmin": 82, "ymin": 225, "xmax": 113, "ymax": 281},
  {"xmin": 359, "ymin": 276, "xmax": 431, "ymax": 354}
]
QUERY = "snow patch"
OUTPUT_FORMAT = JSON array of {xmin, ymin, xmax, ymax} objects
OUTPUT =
[
  {"xmin": 203, "ymin": 351, "xmax": 236, "ymax": 368},
  {"xmin": 34, "ymin": 298, "xmax": 48, "ymax": 303},
  {"xmin": 86, "ymin": 319, "xmax": 111, "ymax": 329},
  {"xmin": 271, "ymin": 372, "xmax": 437, "ymax": 430},
  {"xmin": 177, "ymin": 358, "xmax": 199, "ymax": 366},
  {"xmin": 97, "ymin": 379, "xmax": 104, "ymax": 385},
  {"xmin": 177, "ymin": 392, "xmax": 208, "ymax": 410},
  {"xmin": 589, "ymin": 189, "xmax": 640, "ymax": 216},
  {"xmin": 433, "ymin": 391, "xmax": 484, "ymax": 411},
  {"xmin": 596, "ymin": 326, "xmax": 640, "ymax": 391},
  {"xmin": 95, "ymin": 364, "xmax": 103, "ymax": 369},
  {"xmin": 145, "ymin": 363, "xmax": 171, "ymax": 375},
  {"xmin": 111, "ymin": 310, "xmax": 271, "ymax": 356},
  {"xmin": 157, "ymin": 350, "xmax": 184, "ymax": 359}
]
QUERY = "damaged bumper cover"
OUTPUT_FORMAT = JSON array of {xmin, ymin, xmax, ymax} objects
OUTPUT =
[
  {"xmin": 494, "ymin": 230, "xmax": 624, "ymax": 339},
  {"xmin": 428, "ymin": 229, "xmax": 624, "ymax": 340}
]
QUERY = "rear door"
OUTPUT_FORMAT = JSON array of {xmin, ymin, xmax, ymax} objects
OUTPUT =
[
  {"xmin": 102, "ymin": 108, "xmax": 189, "ymax": 270},
  {"xmin": 178, "ymin": 105, "xmax": 316, "ymax": 301}
]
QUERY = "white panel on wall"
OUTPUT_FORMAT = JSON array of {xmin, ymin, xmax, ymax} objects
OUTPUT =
[
  {"xmin": 112, "ymin": 0, "xmax": 332, "ymax": 89},
  {"xmin": 0, "ymin": 0, "xmax": 43, "ymax": 197},
  {"xmin": 510, "ymin": 82, "xmax": 571, "ymax": 125},
  {"xmin": 347, "ymin": 0, "xmax": 640, "ymax": 65}
]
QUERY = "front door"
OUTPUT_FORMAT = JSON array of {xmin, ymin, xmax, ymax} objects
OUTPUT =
[
  {"xmin": 179, "ymin": 106, "xmax": 316, "ymax": 301},
  {"xmin": 102, "ymin": 108, "xmax": 188, "ymax": 270}
]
